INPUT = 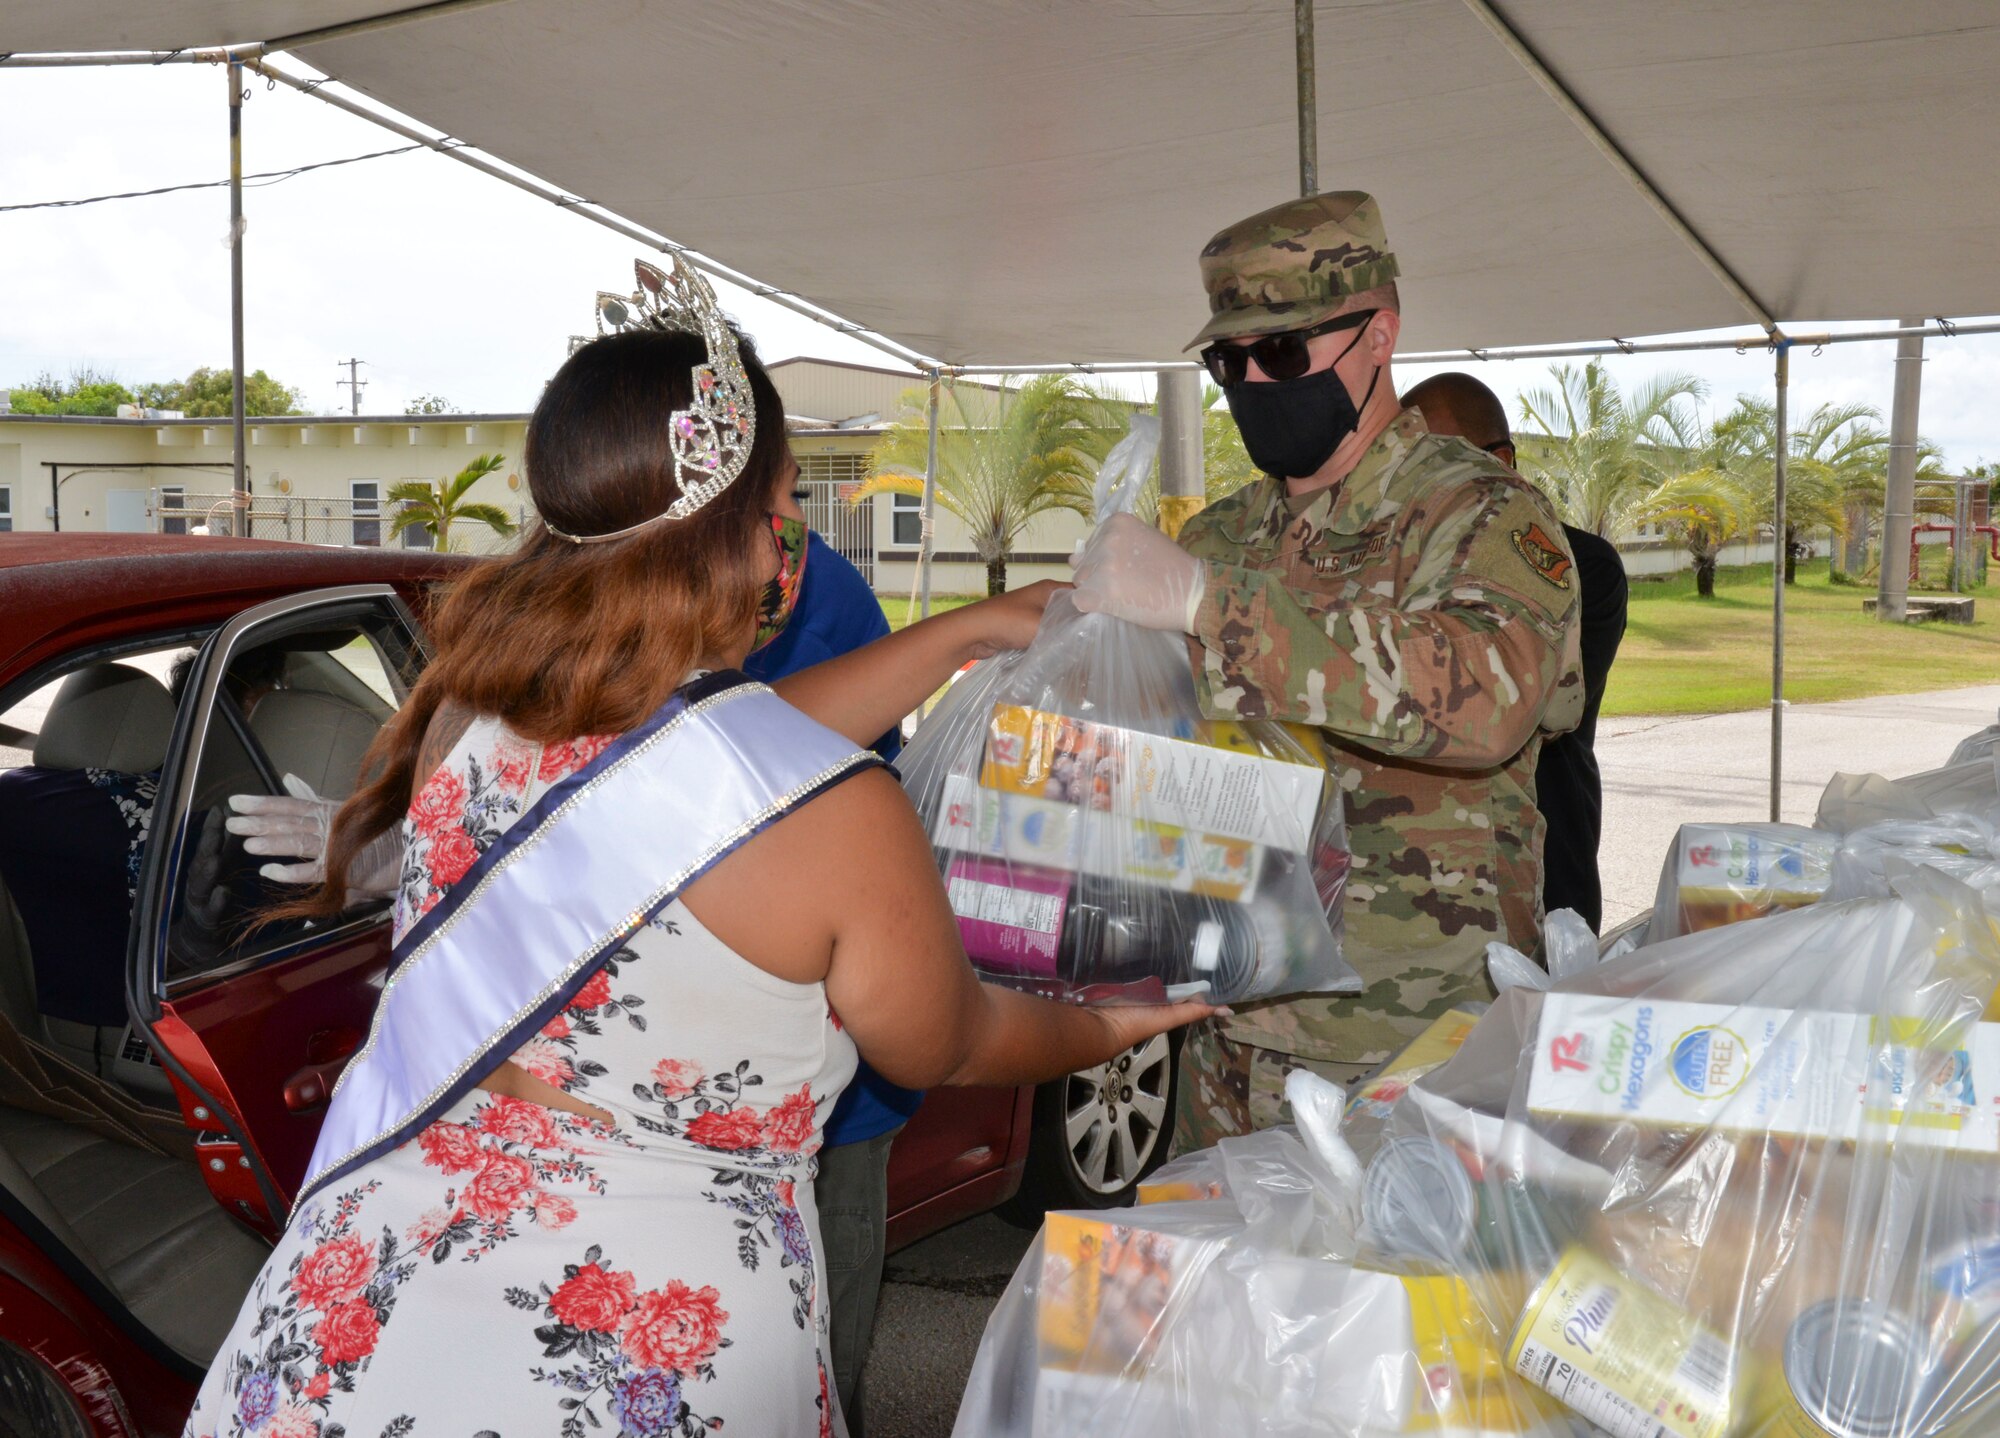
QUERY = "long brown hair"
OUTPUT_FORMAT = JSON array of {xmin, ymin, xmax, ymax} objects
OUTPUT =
[{"xmin": 299, "ymin": 326, "xmax": 788, "ymax": 919}]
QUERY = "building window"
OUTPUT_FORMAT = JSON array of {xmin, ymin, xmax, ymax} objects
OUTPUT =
[
  {"xmin": 352, "ymin": 480, "xmax": 381, "ymax": 547},
  {"xmin": 159, "ymin": 485, "xmax": 186, "ymax": 536},
  {"xmin": 892, "ymin": 491, "xmax": 923, "ymax": 547},
  {"xmin": 0, "ymin": 486, "xmax": 10, "ymax": 532}
]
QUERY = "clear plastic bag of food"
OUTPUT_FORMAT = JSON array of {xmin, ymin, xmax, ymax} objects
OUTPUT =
[
  {"xmin": 1826, "ymin": 813, "xmax": 2000, "ymax": 906},
  {"xmin": 965, "ymin": 869, "xmax": 2000, "ymax": 1437},
  {"xmin": 1645, "ymin": 821, "xmax": 1836, "ymax": 944},
  {"xmin": 897, "ymin": 419, "xmax": 1357, "ymax": 1007}
]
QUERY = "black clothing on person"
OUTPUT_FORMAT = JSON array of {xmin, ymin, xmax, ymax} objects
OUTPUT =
[{"xmin": 1536, "ymin": 525, "xmax": 1627, "ymax": 931}]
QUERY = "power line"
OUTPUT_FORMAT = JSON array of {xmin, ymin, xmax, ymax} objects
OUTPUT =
[{"xmin": 0, "ymin": 141, "xmax": 444, "ymax": 214}]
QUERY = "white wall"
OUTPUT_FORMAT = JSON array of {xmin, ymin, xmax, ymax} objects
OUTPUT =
[{"xmin": 0, "ymin": 415, "xmax": 531, "ymax": 554}]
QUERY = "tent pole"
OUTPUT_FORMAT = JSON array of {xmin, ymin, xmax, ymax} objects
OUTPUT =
[
  {"xmin": 227, "ymin": 57, "xmax": 248, "ymax": 537},
  {"xmin": 1770, "ymin": 340, "xmax": 1791, "ymax": 821},
  {"xmin": 1156, "ymin": 369, "xmax": 1205, "ymax": 538},
  {"xmin": 1878, "ymin": 318, "xmax": 1924, "ymax": 621},
  {"xmin": 919, "ymin": 370, "xmax": 941, "ymax": 617},
  {"xmin": 1295, "ymin": 0, "xmax": 1317, "ymax": 196}
]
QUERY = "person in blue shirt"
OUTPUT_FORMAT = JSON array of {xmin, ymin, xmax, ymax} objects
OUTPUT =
[{"xmin": 742, "ymin": 522, "xmax": 920, "ymax": 1437}]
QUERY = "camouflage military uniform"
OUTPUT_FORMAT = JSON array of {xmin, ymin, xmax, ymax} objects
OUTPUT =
[{"xmin": 1172, "ymin": 409, "xmax": 1584, "ymax": 1153}]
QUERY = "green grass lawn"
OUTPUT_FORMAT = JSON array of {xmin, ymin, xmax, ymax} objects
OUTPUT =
[
  {"xmin": 878, "ymin": 594, "xmax": 980, "ymax": 630},
  {"xmin": 1605, "ymin": 558, "xmax": 2000, "ymax": 717}
]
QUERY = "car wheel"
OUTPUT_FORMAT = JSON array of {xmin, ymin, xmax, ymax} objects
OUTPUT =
[
  {"xmin": 1004, "ymin": 1031, "xmax": 1178, "ymax": 1223},
  {"xmin": 0, "ymin": 1343, "xmax": 88, "ymax": 1438}
]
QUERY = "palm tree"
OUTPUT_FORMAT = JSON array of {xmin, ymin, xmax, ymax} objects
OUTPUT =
[
  {"xmin": 1713, "ymin": 398, "xmax": 1892, "ymax": 584},
  {"xmin": 1515, "ymin": 360, "xmax": 1706, "ymax": 539},
  {"xmin": 387, "ymin": 453, "xmax": 517, "ymax": 552},
  {"xmin": 1637, "ymin": 426, "xmax": 1758, "ymax": 599},
  {"xmin": 852, "ymin": 375, "xmax": 1128, "ymax": 595}
]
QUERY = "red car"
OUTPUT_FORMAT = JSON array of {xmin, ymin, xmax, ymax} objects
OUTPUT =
[{"xmin": 0, "ymin": 534, "xmax": 1171, "ymax": 1437}]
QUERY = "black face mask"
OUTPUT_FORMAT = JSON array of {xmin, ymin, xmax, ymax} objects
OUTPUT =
[{"xmin": 1224, "ymin": 327, "xmax": 1380, "ymax": 480}]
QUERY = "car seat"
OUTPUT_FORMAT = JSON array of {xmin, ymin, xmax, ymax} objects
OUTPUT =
[
  {"xmin": 0, "ymin": 664, "xmax": 268, "ymax": 1364},
  {"xmin": 0, "ymin": 665, "xmax": 174, "ymax": 1038}
]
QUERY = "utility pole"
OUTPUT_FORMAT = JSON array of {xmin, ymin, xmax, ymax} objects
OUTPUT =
[
  {"xmin": 227, "ymin": 59, "xmax": 248, "ymax": 536},
  {"xmin": 337, "ymin": 358, "xmax": 369, "ymax": 416}
]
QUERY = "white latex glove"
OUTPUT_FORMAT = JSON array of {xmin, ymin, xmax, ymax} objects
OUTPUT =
[
  {"xmin": 1069, "ymin": 512, "xmax": 1207, "ymax": 633},
  {"xmin": 227, "ymin": 773, "xmax": 401, "ymax": 899}
]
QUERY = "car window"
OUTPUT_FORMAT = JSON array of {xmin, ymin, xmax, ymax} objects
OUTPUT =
[{"xmin": 165, "ymin": 604, "xmax": 421, "ymax": 984}]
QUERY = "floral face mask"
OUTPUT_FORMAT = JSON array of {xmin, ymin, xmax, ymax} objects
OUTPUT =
[{"xmin": 753, "ymin": 513, "xmax": 809, "ymax": 651}]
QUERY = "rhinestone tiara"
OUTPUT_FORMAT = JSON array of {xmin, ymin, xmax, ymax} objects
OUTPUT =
[{"xmin": 547, "ymin": 255, "xmax": 758, "ymax": 543}]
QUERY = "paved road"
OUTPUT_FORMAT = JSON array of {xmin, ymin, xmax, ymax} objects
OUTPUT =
[
  {"xmin": 859, "ymin": 683, "xmax": 2000, "ymax": 1436},
  {"xmin": 1596, "ymin": 683, "xmax": 2000, "ymax": 927}
]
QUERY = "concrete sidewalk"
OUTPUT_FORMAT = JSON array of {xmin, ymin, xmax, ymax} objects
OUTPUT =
[{"xmin": 1597, "ymin": 683, "xmax": 2000, "ymax": 927}]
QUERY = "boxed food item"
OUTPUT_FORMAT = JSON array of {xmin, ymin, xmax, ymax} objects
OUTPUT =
[
  {"xmin": 1526, "ymin": 992, "xmax": 2000, "ymax": 1152},
  {"xmin": 1648, "ymin": 823, "xmax": 1836, "ymax": 943},
  {"xmin": 981, "ymin": 704, "xmax": 1326, "ymax": 852},
  {"xmin": 934, "ymin": 773, "xmax": 1264, "ymax": 902}
]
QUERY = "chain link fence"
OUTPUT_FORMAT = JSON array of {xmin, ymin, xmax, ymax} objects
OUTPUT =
[{"xmin": 151, "ymin": 490, "xmax": 528, "ymax": 551}]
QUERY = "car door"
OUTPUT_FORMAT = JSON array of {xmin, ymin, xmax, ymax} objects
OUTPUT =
[{"xmin": 127, "ymin": 584, "xmax": 426, "ymax": 1234}]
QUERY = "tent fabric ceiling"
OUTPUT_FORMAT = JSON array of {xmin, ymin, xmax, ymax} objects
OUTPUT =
[{"xmin": 11, "ymin": 2, "xmax": 2000, "ymax": 366}]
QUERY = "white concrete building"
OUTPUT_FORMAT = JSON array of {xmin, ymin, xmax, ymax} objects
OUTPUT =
[{"xmin": 0, "ymin": 359, "xmax": 1773, "ymax": 589}]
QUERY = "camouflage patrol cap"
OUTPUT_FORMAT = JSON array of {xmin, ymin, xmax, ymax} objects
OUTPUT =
[{"xmin": 1185, "ymin": 190, "xmax": 1401, "ymax": 351}]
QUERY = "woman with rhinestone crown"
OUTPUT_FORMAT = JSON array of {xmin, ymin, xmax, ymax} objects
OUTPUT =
[{"xmin": 180, "ymin": 259, "xmax": 1215, "ymax": 1438}]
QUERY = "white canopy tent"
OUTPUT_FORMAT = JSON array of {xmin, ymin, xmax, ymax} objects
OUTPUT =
[{"xmin": 9, "ymin": 0, "xmax": 2000, "ymax": 812}]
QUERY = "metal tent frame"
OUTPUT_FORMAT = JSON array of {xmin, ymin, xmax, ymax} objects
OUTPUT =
[{"xmin": 6, "ymin": 0, "xmax": 1992, "ymax": 818}]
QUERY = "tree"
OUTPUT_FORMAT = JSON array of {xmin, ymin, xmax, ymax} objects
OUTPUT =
[
  {"xmin": 1515, "ymin": 360, "xmax": 1706, "ymax": 538},
  {"xmin": 7, "ymin": 365, "xmax": 135, "ymax": 416},
  {"xmin": 852, "ymin": 375, "xmax": 1128, "ymax": 595},
  {"xmin": 387, "ymin": 454, "xmax": 517, "ymax": 552},
  {"xmin": 158, "ymin": 366, "xmax": 305, "ymax": 418},
  {"xmin": 404, "ymin": 394, "xmax": 461, "ymax": 415},
  {"xmin": 1636, "ymin": 419, "xmax": 1758, "ymax": 598},
  {"xmin": 1713, "ymin": 397, "xmax": 1892, "ymax": 584}
]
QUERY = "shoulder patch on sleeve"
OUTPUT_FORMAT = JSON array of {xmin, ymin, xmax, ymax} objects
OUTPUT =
[{"xmin": 1509, "ymin": 521, "xmax": 1574, "ymax": 591}]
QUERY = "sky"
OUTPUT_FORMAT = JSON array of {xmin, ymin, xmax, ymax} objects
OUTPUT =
[{"xmin": 4, "ymin": 61, "xmax": 2000, "ymax": 470}]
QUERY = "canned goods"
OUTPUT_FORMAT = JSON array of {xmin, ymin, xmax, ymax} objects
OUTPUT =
[
  {"xmin": 1757, "ymin": 1300, "xmax": 1925, "ymax": 1437},
  {"xmin": 1364, "ymin": 1135, "xmax": 1476, "ymax": 1266},
  {"xmin": 1508, "ymin": 1245, "xmax": 1741, "ymax": 1438}
]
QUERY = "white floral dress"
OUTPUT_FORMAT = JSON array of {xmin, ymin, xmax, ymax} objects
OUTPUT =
[{"xmin": 184, "ymin": 717, "xmax": 859, "ymax": 1438}]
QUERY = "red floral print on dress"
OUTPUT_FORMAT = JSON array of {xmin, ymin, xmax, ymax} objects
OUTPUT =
[
  {"xmin": 687, "ymin": 1108, "xmax": 765, "ymax": 1151},
  {"xmin": 510, "ymin": 1038, "xmax": 575, "ymax": 1089},
  {"xmin": 461, "ymin": 1150, "xmax": 538, "ymax": 1222},
  {"xmin": 476, "ymin": 1093, "xmax": 563, "ymax": 1149},
  {"xmin": 541, "ymin": 1011, "xmax": 572, "ymax": 1040},
  {"xmin": 549, "ymin": 1261, "xmax": 637, "ymax": 1332},
  {"xmin": 652, "ymin": 1057, "xmax": 705, "ymax": 1099},
  {"xmin": 265, "ymin": 1403, "xmax": 319, "ymax": 1438},
  {"xmin": 618, "ymin": 1279, "xmax": 729, "ymax": 1374},
  {"xmin": 417, "ymin": 1120, "xmax": 486, "ymax": 1175},
  {"xmin": 427, "ymin": 824, "xmax": 479, "ymax": 887},
  {"xmin": 763, "ymin": 1087, "xmax": 817, "ymax": 1154},
  {"xmin": 538, "ymin": 733, "xmax": 616, "ymax": 783},
  {"xmin": 290, "ymin": 1232, "xmax": 377, "ymax": 1311},
  {"xmin": 532, "ymin": 1191, "xmax": 578, "ymax": 1230},
  {"xmin": 312, "ymin": 1298, "xmax": 381, "ymax": 1366},
  {"xmin": 409, "ymin": 766, "xmax": 468, "ymax": 838},
  {"xmin": 570, "ymin": 969, "xmax": 614, "ymax": 1013},
  {"xmin": 488, "ymin": 734, "xmax": 537, "ymax": 793}
]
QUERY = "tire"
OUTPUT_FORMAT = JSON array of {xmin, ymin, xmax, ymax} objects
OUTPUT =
[
  {"xmin": 1003, "ymin": 1030, "xmax": 1178, "ymax": 1224},
  {"xmin": 0, "ymin": 1342, "xmax": 89, "ymax": 1438}
]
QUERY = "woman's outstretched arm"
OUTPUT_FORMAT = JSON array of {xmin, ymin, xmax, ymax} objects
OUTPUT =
[{"xmin": 770, "ymin": 581, "xmax": 1063, "ymax": 749}]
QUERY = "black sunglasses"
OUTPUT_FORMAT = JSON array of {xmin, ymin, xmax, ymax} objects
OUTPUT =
[{"xmin": 1201, "ymin": 309, "xmax": 1376, "ymax": 388}]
